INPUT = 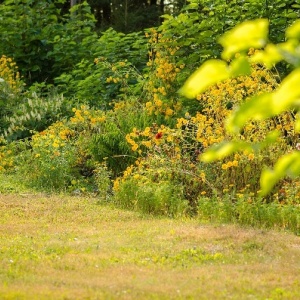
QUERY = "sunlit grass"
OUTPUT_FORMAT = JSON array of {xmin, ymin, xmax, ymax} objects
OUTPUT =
[{"xmin": 0, "ymin": 194, "xmax": 300, "ymax": 299}]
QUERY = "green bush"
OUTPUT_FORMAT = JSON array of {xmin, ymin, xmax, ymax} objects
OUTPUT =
[
  {"xmin": 2, "ymin": 90, "xmax": 73, "ymax": 141},
  {"xmin": 0, "ymin": 0, "xmax": 98, "ymax": 84},
  {"xmin": 54, "ymin": 28, "xmax": 148, "ymax": 108}
]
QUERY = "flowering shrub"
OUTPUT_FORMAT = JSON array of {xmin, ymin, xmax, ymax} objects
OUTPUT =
[
  {"xmin": 143, "ymin": 28, "xmax": 184, "ymax": 122},
  {"xmin": 0, "ymin": 137, "xmax": 14, "ymax": 173},
  {"xmin": 0, "ymin": 55, "xmax": 21, "ymax": 92},
  {"xmin": 0, "ymin": 55, "xmax": 23, "ymax": 131},
  {"xmin": 25, "ymin": 121, "xmax": 78, "ymax": 190},
  {"xmin": 12, "ymin": 101, "xmax": 149, "ymax": 193},
  {"xmin": 13, "ymin": 105, "xmax": 107, "ymax": 192},
  {"xmin": 113, "ymin": 59, "xmax": 297, "ymax": 214},
  {"xmin": 2, "ymin": 92, "xmax": 73, "ymax": 141}
]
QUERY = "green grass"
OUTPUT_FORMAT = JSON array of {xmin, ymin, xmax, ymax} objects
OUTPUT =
[{"xmin": 0, "ymin": 194, "xmax": 300, "ymax": 299}]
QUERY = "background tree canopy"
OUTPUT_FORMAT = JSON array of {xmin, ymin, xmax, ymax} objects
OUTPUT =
[{"xmin": 67, "ymin": 0, "xmax": 187, "ymax": 32}]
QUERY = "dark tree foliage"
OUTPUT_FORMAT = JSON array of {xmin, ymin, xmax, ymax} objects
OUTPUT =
[{"xmin": 68, "ymin": 0, "xmax": 186, "ymax": 32}]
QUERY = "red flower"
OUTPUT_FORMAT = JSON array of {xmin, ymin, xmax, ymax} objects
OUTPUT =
[{"xmin": 155, "ymin": 132, "xmax": 163, "ymax": 139}]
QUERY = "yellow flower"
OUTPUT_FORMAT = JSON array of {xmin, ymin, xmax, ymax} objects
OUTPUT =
[
  {"xmin": 165, "ymin": 108, "xmax": 173, "ymax": 116},
  {"xmin": 222, "ymin": 163, "xmax": 228, "ymax": 170},
  {"xmin": 131, "ymin": 144, "xmax": 138, "ymax": 151},
  {"xmin": 248, "ymin": 153, "xmax": 255, "ymax": 160},
  {"xmin": 200, "ymin": 172, "xmax": 206, "ymax": 181},
  {"xmin": 143, "ymin": 127, "xmax": 151, "ymax": 137},
  {"xmin": 166, "ymin": 135, "xmax": 173, "ymax": 142},
  {"xmin": 142, "ymin": 140, "xmax": 152, "ymax": 148},
  {"xmin": 232, "ymin": 160, "xmax": 238, "ymax": 167}
]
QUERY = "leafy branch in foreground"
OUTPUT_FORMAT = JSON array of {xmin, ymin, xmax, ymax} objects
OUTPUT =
[{"xmin": 180, "ymin": 19, "xmax": 300, "ymax": 195}]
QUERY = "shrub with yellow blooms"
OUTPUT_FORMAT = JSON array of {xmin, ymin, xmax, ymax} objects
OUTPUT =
[
  {"xmin": 113, "ymin": 60, "xmax": 297, "ymax": 213},
  {"xmin": 26, "ymin": 120, "xmax": 78, "ymax": 190},
  {"xmin": 143, "ymin": 28, "xmax": 184, "ymax": 122},
  {"xmin": 0, "ymin": 55, "xmax": 24, "ymax": 132},
  {"xmin": 0, "ymin": 55, "xmax": 22, "ymax": 94},
  {"xmin": 0, "ymin": 137, "xmax": 15, "ymax": 173},
  {"xmin": 17, "ymin": 105, "xmax": 109, "ymax": 192}
]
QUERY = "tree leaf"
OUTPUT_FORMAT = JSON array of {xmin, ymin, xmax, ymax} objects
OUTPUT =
[
  {"xmin": 250, "ymin": 44, "xmax": 283, "ymax": 68},
  {"xmin": 219, "ymin": 19, "xmax": 269, "ymax": 60},
  {"xmin": 286, "ymin": 19, "xmax": 300, "ymax": 39},
  {"xmin": 229, "ymin": 56, "xmax": 251, "ymax": 77},
  {"xmin": 179, "ymin": 60, "xmax": 230, "ymax": 99},
  {"xmin": 260, "ymin": 152, "xmax": 300, "ymax": 195},
  {"xmin": 201, "ymin": 140, "xmax": 251, "ymax": 162},
  {"xmin": 272, "ymin": 69, "xmax": 300, "ymax": 112},
  {"xmin": 226, "ymin": 93, "xmax": 274, "ymax": 133}
]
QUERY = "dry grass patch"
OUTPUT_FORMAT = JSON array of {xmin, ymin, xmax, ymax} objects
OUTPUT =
[{"xmin": 0, "ymin": 194, "xmax": 300, "ymax": 299}]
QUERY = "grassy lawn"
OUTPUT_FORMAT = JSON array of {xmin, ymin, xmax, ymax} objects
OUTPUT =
[{"xmin": 0, "ymin": 194, "xmax": 300, "ymax": 299}]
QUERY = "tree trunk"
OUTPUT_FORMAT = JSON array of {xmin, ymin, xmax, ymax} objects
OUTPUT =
[
  {"xmin": 70, "ymin": 0, "xmax": 77, "ymax": 7},
  {"xmin": 125, "ymin": 0, "xmax": 128, "ymax": 30},
  {"xmin": 102, "ymin": 2, "xmax": 111, "ymax": 23},
  {"xmin": 160, "ymin": 0, "xmax": 164, "ymax": 13}
]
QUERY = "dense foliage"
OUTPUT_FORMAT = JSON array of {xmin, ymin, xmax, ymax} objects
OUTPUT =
[{"xmin": 1, "ymin": 0, "xmax": 300, "ymax": 232}]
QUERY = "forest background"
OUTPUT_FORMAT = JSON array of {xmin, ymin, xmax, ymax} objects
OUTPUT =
[{"xmin": 1, "ymin": 0, "xmax": 300, "ymax": 233}]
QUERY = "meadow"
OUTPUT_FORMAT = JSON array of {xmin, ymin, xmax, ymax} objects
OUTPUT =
[{"xmin": 1, "ymin": 194, "xmax": 300, "ymax": 299}]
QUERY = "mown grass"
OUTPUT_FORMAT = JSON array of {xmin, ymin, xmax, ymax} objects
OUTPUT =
[{"xmin": 0, "ymin": 194, "xmax": 300, "ymax": 299}]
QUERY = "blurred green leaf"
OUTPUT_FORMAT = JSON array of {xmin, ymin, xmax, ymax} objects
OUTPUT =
[
  {"xmin": 201, "ymin": 140, "xmax": 251, "ymax": 162},
  {"xmin": 286, "ymin": 19, "xmax": 300, "ymax": 39},
  {"xmin": 272, "ymin": 69, "xmax": 300, "ymax": 111},
  {"xmin": 260, "ymin": 152, "xmax": 300, "ymax": 195},
  {"xmin": 250, "ymin": 44, "xmax": 282, "ymax": 68},
  {"xmin": 219, "ymin": 19, "xmax": 269, "ymax": 60},
  {"xmin": 201, "ymin": 131, "xmax": 280, "ymax": 163},
  {"xmin": 226, "ymin": 93, "xmax": 274, "ymax": 133},
  {"xmin": 179, "ymin": 60, "xmax": 230, "ymax": 99},
  {"xmin": 229, "ymin": 56, "xmax": 251, "ymax": 77}
]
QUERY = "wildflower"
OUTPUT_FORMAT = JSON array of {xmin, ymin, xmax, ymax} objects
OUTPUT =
[
  {"xmin": 248, "ymin": 153, "xmax": 255, "ymax": 160},
  {"xmin": 232, "ymin": 160, "xmax": 238, "ymax": 167},
  {"xmin": 200, "ymin": 172, "xmax": 206, "ymax": 181},
  {"xmin": 131, "ymin": 144, "xmax": 138, "ymax": 151},
  {"xmin": 143, "ymin": 127, "xmax": 151, "ymax": 137},
  {"xmin": 142, "ymin": 140, "xmax": 152, "ymax": 148},
  {"xmin": 166, "ymin": 135, "xmax": 173, "ymax": 142},
  {"xmin": 155, "ymin": 132, "xmax": 163, "ymax": 139},
  {"xmin": 165, "ymin": 108, "xmax": 174, "ymax": 116},
  {"xmin": 221, "ymin": 164, "xmax": 228, "ymax": 170}
]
